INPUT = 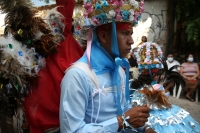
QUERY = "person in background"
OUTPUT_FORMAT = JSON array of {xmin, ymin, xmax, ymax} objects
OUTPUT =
[
  {"xmin": 166, "ymin": 52, "xmax": 180, "ymax": 72},
  {"xmin": 137, "ymin": 36, "xmax": 147, "ymax": 47},
  {"xmin": 126, "ymin": 50, "xmax": 138, "ymax": 68},
  {"xmin": 163, "ymin": 52, "xmax": 181, "ymax": 94},
  {"xmin": 126, "ymin": 48, "xmax": 139, "ymax": 80},
  {"xmin": 180, "ymin": 54, "xmax": 199, "ymax": 102}
]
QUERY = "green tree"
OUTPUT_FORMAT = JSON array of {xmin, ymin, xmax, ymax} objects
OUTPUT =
[
  {"xmin": 171, "ymin": 0, "xmax": 200, "ymax": 62},
  {"xmin": 175, "ymin": 0, "xmax": 200, "ymax": 46}
]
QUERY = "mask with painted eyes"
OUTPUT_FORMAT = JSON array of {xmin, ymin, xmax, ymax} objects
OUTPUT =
[{"xmin": 188, "ymin": 57, "xmax": 194, "ymax": 62}]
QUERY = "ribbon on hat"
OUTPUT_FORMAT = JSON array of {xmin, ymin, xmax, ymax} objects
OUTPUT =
[
  {"xmin": 111, "ymin": 20, "xmax": 130, "ymax": 115},
  {"xmin": 111, "ymin": 20, "xmax": 119, "ymax": 57},
  {"xmin": 86, "ymin": 27, "xmax": 93, "ymax": 69}
]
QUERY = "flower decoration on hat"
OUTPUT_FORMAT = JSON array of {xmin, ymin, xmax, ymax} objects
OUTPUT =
[{"xmin": 83, "ymin": 0, "xmax": 145, "ymax": 26}]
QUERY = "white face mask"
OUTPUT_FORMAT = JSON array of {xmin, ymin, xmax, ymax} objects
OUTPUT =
[
  {"xmin": 188, "ymin": 57, "xmax": 194, "ymax": 62},
  {"xmin": 167, "ymin": 57, "xmax": 174, "ymax": 62},
  {"xmin": 134, "ymin": 52, "xmax": 137, "ymax": 56}
]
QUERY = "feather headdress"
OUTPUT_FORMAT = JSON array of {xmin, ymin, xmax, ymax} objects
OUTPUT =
[
  {"xmin": 2, "ymin": 1, "xmax": 58, "ymax": 58},
  {"xmin": 131, "ymin": 74, "xmax": 171, "ymax": 109},
  {"xmin": 35, "ymin": 7, "xmax": 66, "ymax": 43},
  {"xmin": 153, "ymin": 57, "xmax": 186, "ymax": 89},
  {"xmin": 138, "ymin": 85, "xmax": 171, "ymax": 109},
  {"xmin": 0, "ymin": 34, "xmax": 46, "ymax": 120},
  {"xmin": 0, "ymin": 0, "xmax": 61, "ymax": 121},
  {"xmin": 0, "ymin": 0, "xmax": 33, "ymax": 14}
]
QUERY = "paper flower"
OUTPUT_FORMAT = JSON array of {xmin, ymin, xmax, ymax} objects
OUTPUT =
[
  {"xmin": 92, "ymin": 17, "xmax": 101, "ymax": 25},
  {"xmin": 129, "ymin": 0, "xmax": 139, "ymax": 8},
  {"xmin": 101, "ymin": 0, "xmax": 109, "ymax": 6},
  {"xmin": 121, "ymin": 10, "xmax": 129, "ymax": 21},
  {"xmin": 129, "ymin": 9, "xmax": 135, "ymax": 15},
  {"xmin": 95, "ymin": 3, "xmax": 102, "ymax": 10},
  {"xmin": 129, "ymin": 15, "xmax": 134, "ymax": 21},
  {"xmin": 112, "ymin": 0, "xmax": 124, "ymax": 7},
  {"xmin": 116, "ymin": 14, "xmax": 122, "ymax": 21},
  {"xmin": 84, "ymin": 2, "xmax": 93, "ymax": 14},
  {"xmin": 109, "ymin": 10, "xmax": 116, "ymax": 18}
]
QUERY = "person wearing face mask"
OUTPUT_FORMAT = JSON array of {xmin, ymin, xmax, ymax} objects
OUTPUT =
[
  {"xmin": 166, "ymin": 53, "xmax": 180, "ymax": 72},
  {"xmin": 163, "ymin": 53, "xmax": 181, "ymax": 94},
  {"xmin": 180, "ymin": 54, "xmax": 200, "ymax": 102}
]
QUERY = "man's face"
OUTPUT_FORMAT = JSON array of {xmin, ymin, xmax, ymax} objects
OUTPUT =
[{"xmin": 116, "ymin": 29, "xmax": 134, "ymax": 58}]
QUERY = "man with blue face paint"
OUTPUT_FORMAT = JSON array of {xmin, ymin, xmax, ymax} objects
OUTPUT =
[{"xmin": 59, "ymin": 0, "xmax": 155, "ymax": 133}]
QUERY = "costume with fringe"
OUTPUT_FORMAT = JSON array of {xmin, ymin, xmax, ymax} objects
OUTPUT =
[
  {"xmin": 24, "ymin": 0, "xmax": 84, "ymax": 133},
  {"xmin": 0, "ymin": 0, "xmax": 84, "ymax": 133},
  {"xmin": 0, "ymin": 0, "xmax": 56, "ymax": 132}
]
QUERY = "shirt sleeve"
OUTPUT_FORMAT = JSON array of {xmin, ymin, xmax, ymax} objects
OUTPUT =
[{"xmin": 60, "ymin": 68, "xmax": 119, "ymax": 133}]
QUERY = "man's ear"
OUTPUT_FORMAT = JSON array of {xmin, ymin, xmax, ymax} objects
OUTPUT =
[{"xmin": 97, "ymin": 30, "xmax": 107, "ymax": 44}]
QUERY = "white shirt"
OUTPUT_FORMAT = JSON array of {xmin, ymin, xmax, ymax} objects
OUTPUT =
[{"xmin": 166, "ymin": 60, "xmax": 180, "ymax": 72}]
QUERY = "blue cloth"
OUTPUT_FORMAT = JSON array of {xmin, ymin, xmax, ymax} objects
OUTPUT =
[
  {"xmin": 60, "ymin": 67, "xmax": 131, "ymax": 133},
  {"xmin": 79, "ymin": 26, "xmax": 130, "ymax": 115},
  {"xmin": 138, "ymin": 64, "xmax": 162, "ymax": 76},
  {"xmin": 60, "ymin": 25, "xmax": 133, "ymax": 132},
  {"xmin": 60, "ymin": 21, "xmax": 135, "ymax": 133},
  {"xmin": 131, "ymin": 84, "xmax": 200, "ymax": 133}
]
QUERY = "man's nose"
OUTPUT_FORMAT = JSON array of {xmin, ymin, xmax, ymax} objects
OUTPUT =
[{"xmin": 128, "ymin": 36, "xmax": 134, "ymax": 45}]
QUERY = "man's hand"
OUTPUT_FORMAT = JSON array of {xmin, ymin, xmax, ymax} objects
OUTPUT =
[{"xmin": 125, "ymin": 105, "xmax": 150, "ymax": 128}]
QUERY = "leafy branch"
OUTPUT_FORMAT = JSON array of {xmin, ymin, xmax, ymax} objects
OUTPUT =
[{"xmin": 175, "ymin": 0, "xmax": 200, "ymax": 45}]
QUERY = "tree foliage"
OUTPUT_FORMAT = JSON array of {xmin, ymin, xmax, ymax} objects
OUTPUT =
[{"xmin": 175, "ymin": 0, "xmax": 200, "ymax": 46}]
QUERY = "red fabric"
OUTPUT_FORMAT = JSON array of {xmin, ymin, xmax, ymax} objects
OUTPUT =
[
  {"xmin": 100, "ymin": 22, "xmax": 132, "ymax": 29},
  {"xmin": 116, "ymin": 23, "xmax": 133, "ymax": 30},
  {"xmin": 24, "ymin": 0, "xmax": 84, "ymax": 133}
]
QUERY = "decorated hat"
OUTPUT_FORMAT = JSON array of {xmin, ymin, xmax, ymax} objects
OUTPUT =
[{"xmin": 83, "ymin": 0, "xmax": 144, "ymax": 27}]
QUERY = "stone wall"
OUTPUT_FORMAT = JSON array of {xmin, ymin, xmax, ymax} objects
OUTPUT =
[{"xmin": 132, "ymin": 0, "xmax": 168, "ymax": 50}]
